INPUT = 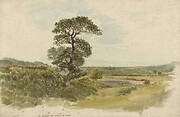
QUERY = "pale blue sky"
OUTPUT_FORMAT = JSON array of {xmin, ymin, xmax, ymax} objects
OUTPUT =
[
  {"xmin": 24, "ymin": 0, "xmax": 126, "ymax": 45},
  {"xmin": 0, "ymin": 0, "xmax": 180, "ymax": 66}
]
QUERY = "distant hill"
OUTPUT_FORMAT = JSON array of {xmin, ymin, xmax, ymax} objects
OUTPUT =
[
  {"xmin": 82, "ymin": 63, "xmax": 176, "ymax": 76},
  {"xmin": 0, "ymin": 58, "xmax": 177, "ymax": 76},
  {"xmin": 0, "ymin": 58, "xmax": 48, "ymax": 68}
]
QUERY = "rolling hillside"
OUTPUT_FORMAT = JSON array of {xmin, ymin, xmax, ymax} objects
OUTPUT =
[
  {"xmin": 0, "ymin": 58, "xmax": 48, "ymax": 68},
  {"xmin": 0, "ymin": 58, "xmax": 177, "ymax": 76},
  {"xmin": 82, "ymin": 63, "xmax": 176, "ymax": 76}
]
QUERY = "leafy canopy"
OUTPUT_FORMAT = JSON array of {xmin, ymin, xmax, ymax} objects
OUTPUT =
[{"xmin": 48, "ymin": 16, "xmax": 102, "ymax": 81}]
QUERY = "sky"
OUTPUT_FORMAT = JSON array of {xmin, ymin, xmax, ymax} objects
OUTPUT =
[{"xmin": 0, "ymin": 0, "xmax": 180, "ymax": 67}]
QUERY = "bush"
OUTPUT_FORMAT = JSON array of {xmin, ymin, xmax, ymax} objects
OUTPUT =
[
  {"xmin": 59, "ymin": 78, "xmax": 99, "ymax": 101},
  {"xmin": 117, "ymin": 87, "xmax": 137, "ymax": 96},
  {"xmin": 0, "ymin": 67, "xmax": 99, "ymax": 107},
  {"xmin": 0, "ymin": 67, "xmax": 64, "ymax": 106},
  {"xmin": 144, "ymin": 80, "xmax": 150, "ymax": 85},
  {"xmin": 89, "ymin": 69, "xmax": 103, "ymax": 79}
]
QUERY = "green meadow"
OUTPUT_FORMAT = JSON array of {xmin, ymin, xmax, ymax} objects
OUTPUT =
[
  {"xmin": 73, "ymin": 75, "xmax": 172, "ymax": 112},
  {"xmin": 0, "ymin": 58, "xmax": 175, "ymax": 112}
]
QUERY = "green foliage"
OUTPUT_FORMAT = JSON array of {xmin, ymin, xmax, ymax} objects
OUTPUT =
[
  {"xmin": 0, "ymin": 67, "xmax": 99, "ymax": 106},
  {"xmin": 89, "ymin": 69, "xmax": 103, "ymax": 79},
  {"xmin": 0, "ymin": 68, "xmax": 64, "ymax": 106},
  {"xmin": 48, "ymin": 16, "xmax": 102, "ymax": 85},
  {"xmin": 1, "ymin": 89, "xmax": 42, "ymax": 107},
  {"xmin": 117, "ymin": 87, "xmax": 137, "ymax": 96},
  {"xmin": 59, "ymin": 78, "xmax": 99, "ymax": 101},
  {"xmin": 52, "ymin": 16, "xmax": 102, "ymax": 36},
  {"xmin": 48, "ymin": 46, "xmax": 87, "ymax": 69}
]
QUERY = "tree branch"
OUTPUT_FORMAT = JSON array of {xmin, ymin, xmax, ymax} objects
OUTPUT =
[{"xmin": 70, "ymin": 29, "xmax": 75, "ymax": 37}]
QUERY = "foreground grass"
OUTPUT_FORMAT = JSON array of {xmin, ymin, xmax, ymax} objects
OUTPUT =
[
  {"xmin": 72, "ymin": 76, "xmax": 172, "ymax": 112},
  {"xmin": 73, "ymin": 84, "xmax": 170, "ymax": 111}
]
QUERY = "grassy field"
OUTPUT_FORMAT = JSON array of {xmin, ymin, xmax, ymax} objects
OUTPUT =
[
  {"xmin": 72, "ymin": 75, "xmax": 172, "ymax": 112},
  {"xmin": 0, "ymin": 58, "xmax": 175, "ymax": 110},
  {"xmin": 0, "ymin": 68, "xmax": 173, "ymax": 113},
  {"xmin": 102, "ymin": 75, "xmax": 172, "ymax": 83}
]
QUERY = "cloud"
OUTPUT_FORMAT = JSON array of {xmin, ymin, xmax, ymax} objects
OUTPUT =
[
  {"xmin": 0, "ymin": 0, "xmax": 180, "ymax": 66},
  {"xmin": 0, "ymin": 1, "xmax": 54, "ymax": 62},
  {"xmin": 83, "ymin": 0, "xmax": 180, "ymax": 66}
]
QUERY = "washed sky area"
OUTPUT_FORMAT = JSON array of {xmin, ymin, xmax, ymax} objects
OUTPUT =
[{"xmin": 0, "ymin": 0, "xmax": 180, "ymax": 66}]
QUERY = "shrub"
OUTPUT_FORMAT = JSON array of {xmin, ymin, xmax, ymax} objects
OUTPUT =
[
  {"xmin": 0, "ymin": 67, "xmax": 99, "ymax": 107},
  {"xmin": 59, "ymin": 78, "xmax": 99, "ymax": 101},
  {"xmin": 0, "ymin": 67, "xmax": 64, "ymax": 106},
  {"xmin": 89, "ymin": 69, "xmax": 103, "ymax": 79},
  {"xmin": 117, "ymin": 87, "xmax": 137, "ymax": 96},
  {"xmin": 144, "ymin": 80, "xmax": 150, "ymax": 85}
]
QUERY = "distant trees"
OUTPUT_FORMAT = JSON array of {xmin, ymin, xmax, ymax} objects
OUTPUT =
[
  {"xmin": 153, "ymin": 70, "xmax": 162, "ymax": 75},
  {"xmin": 48, "ymin": 16, "xmax": 102, "ymax": 86}
]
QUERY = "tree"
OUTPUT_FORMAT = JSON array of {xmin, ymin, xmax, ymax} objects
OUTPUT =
[{"xmin": 48, "ymin": 16, "xmax": 102, "ymax": 86}]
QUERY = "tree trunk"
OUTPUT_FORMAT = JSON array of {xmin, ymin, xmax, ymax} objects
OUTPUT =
[
  {"xmin": 65, "ymin": 30, "xmax": 76, "ymax": 87},
  {"xmin": 65, "ymin": 79, "xmax": 70, "ymax": 87},
  {"xmin": 65, "ymin": 72, "xmax": 72, "ymax": 87},
  {"xmin": 65, "ymin": 67, "xmax": 73, "ymax": 87}
]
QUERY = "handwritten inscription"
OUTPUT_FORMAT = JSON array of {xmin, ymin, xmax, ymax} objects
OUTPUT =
[{"xmin": 39, "ymin": 113, "xmax": 71, "ymax": 117}]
